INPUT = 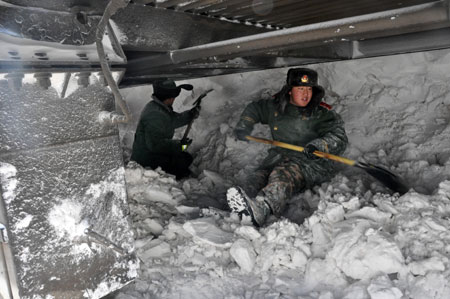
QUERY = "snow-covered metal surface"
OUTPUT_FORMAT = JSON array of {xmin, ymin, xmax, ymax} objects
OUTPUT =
[
  {"xmin": 0, "ymin": 4, "xmax": 99, "ymax": 45},
  {"xmin": 0, "ymin": 3, "xmax": 126, "ymax": 75},
  {"xmin": 0, "ymin": 83, "xmax": 138, "ymax": 298}
]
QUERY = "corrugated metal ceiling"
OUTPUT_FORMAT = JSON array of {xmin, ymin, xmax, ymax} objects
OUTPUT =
[{"xmin": 146, "ymin": 0, "xmax": 438, "ymax": 29}]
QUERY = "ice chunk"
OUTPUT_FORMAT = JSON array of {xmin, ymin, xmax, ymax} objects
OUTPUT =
[
  {"xmin": 408, "ymin": 256, "xmax": 446, "ymax": 276},
  {"xmin": 183, "ymin": 217, "xmax": 234, "ymax": 248},
  {"xmin": 235, "ymin": 225, "xmax": 262, "ymax": 240},
  {"xmin": 329, "ymin": 228, "xmax": 406, "ymax": 280},
  {"xmin": 230, "ymin": 239, "xmax": 256, "ymax": 272},
  {"xmin": 367, "ymin": 275, "xmax": 403, "ymax": 299}
]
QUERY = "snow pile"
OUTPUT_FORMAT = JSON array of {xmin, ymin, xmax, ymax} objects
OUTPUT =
[
  {"xmin": 114, "ymin": 49, "xmax": 450, "ymax": 298},
  {"xmin": 119, "ymin": 163, "xmax": 450, "ymax": 298}
]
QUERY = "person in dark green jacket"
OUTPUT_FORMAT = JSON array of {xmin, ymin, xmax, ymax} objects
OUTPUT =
[
  {"xmin": 227, "ymin": 68, "xmax": 348, "ymax": 226},
  {"xmin": 130, "ymin": 79, "xmax": 200, "ymax": 179}
]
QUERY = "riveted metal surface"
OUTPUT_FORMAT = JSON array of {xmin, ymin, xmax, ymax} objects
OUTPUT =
[
  {"xmin": 1, "ymin": 0, "xmax": 110, "ymax": 14},
  {"xmin": 0, "ymin": 6, "xmax": 101, "ymax": 45}
]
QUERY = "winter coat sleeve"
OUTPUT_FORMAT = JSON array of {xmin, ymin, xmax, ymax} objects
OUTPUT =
[
  {"xmin": 234, "ymin": 99, "xmax": 271, "ymax": 134},
  {"xmin": 144, "ymin": 111, "xmax": 182, "ymax": 154},
  {"xmin": 173, "ymin": 110, "xmax": 193, "ymax": 129},
  {"xmin": 308, "ymin": 110, "xmax": 348, "ymax": 155}
]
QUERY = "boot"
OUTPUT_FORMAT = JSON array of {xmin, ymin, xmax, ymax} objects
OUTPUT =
[{"xmin": 226, "ymin": 187, "xmax": 271, "ymax": 227}]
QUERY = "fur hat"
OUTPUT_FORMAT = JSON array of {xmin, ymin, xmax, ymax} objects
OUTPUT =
[
  {"xmin": 286, "ymin": 68, "xmax": 318, "ymax": 87},
  {"xmin": 275, "ymin": 68, "xmax": 324, "ymax": 115},
  {"xmin": 153, "ymin": 79, "xmax": 193, "ymax": 100}
]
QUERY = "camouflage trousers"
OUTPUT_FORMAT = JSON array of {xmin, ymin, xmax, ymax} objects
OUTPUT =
[{"xmin": 242, "ymin": 158, "xmax": 305, "ymax": 216}]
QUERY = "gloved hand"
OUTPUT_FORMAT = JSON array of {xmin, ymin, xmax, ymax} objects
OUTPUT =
[
  {"xmin": 304, "ymin": 144, "xmax": 319, "ymax": 160},
  {"xmin": 234, "ymin": 128, "xmax": 249, "ymax": 142},
  {"xmin": 190, "ymin": 105, "xmax": 201, "ymax": 119},
  {"xmin": 181, "ymin": 138, "xmax": 192, "ymax": 151}
]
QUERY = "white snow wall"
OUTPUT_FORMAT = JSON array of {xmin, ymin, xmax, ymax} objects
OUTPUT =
[{"xmin": 120, "ymin": 48, "xmax": 450, "ymax": 194}]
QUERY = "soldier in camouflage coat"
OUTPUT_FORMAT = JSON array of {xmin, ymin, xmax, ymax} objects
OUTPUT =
[{"xmin": 227, "ymin": 68, "xmax": 348, "ymax": 226}]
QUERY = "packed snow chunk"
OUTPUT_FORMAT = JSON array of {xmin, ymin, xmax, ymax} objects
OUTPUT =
[
  {"xmin": 437, "ymin": 180, "xmax": 450, "ymax": 199},
  {"xmin": 139, "ymin": 238, "xmax": 171, "ymax": 259},
  {"xmin": 289, "ymin": 249, "xmax": 308, "ymax": 270},
  {"xmin": 408, "ymin": 271, "xmax": 450, "ymax": 299},
  {"xmin": 183, "ymin": 217, "xmax": 234, "ymax": 248},
  {"xmin": 124, "ymin": 163, "xmax": 144, "ymax": 184},
  {"xmin": 305, "ymin": 258, "xmax": 348, "ymax": 290},
  {"xmin": 142, "ymin": 218, "xmax": 164, "ymax": 236},
  {"xmin": 176, "ymin": 205, "xmax": 200, "ymax": 216},
  {"xmin": 397, "ymin": 192, "xmax": 430, "ymax": 210},
  {"xmin": 346, "ymin": 207, "xmax": 392, "ymax": 223},
  {"xmin": 329, "ymin": 227, "xmax": 406, "ymax": 280},
  {"xmin": 342, "ymin": 196, "xmax": 361, "ymax": 211},
  {"xmin": 367, "ymin": 275, "xmax": 403, "ymax": 299},
  {"xmin": 408, "ymin": 256, "xmax": 446, "ymax": 276},
  {"xmin": 311, "ymin": 223, "xmax": 332, "ymax": 258},
  {"xmin": 325, "ymin": 203, "xmax": 345, "ymax": 223},
  {"xmin": 143, "ymin": 188, "xmax": 178, "ymax": 206},
  {"xmin": 341, "ymin": 282, "xmax": 370, "ymax": 299},
  {"xmin": 235, "ymin": 225, "xmax": 262, "ymax": 241},
  {"xmin": 423, "ymin": 217, "xmax": 448, "ymax": 232},
  {"xmin": 230, "ymin": 239, "xmax": 257, "ymax": 272}
]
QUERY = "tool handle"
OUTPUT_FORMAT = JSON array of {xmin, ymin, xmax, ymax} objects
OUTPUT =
[
  {"xmin": 182, "ymin": 89, "xmax": 214, "ymax": 141},
  {"xmin": 246, "ymin": 135, "xmax": 356, "ymax": 166}
]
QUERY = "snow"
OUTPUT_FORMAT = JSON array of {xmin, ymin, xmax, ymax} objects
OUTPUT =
[
  {"xmin": 121, "ymin": 49, "xmax": 450, "ymax": 298},
  {"xmin": 0, "ymin": 162, "xmax": 18, "ymax": 204},
  {"xmin": 48, "ymin": 199, "xmax": 88, "ymax": 240}
]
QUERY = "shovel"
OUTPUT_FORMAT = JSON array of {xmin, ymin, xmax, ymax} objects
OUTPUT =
[
  {"xmin": 181, "ymin": 89, "xmax": 214, "ymax": 143},
  {"xmin": 246, "ymin": 135, "xmax": 409, "ymax": 195}
]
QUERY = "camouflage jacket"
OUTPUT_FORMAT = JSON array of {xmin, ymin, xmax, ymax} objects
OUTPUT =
[
  {"xmin": 131, "ymin": 96, "xmax": 193, "ymax": 163},
  {"xmin": 235, "ymin": 87, "xmax": 348, "ymax": 187}
]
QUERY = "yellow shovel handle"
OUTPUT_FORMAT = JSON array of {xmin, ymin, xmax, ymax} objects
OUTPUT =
[{"xmin": 246, "ymin": 135, "xmax": 356, "ymax": 167}]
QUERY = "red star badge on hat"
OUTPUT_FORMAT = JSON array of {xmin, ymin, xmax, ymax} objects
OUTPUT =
[{"xmin": 301, "ymin": 75, "xmax": 309, "ymax": 83}]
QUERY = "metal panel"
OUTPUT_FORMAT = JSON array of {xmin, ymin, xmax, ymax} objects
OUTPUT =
[
  {"xmin": 177, "ymin": 0, "xmax": 223, "ymax": 12},
  {"xmin": 0, "ymin": 82, "xmax": 138, "ymax": 298},
  {"xmin": 177, "ymin": 0, "xmax": 438, "ymax": 28},
  {"xmin": 0, "ymin": 0, "xmax": 110, "ymax": 14},
  {"xmin": 0, "ymin": 5, "xmax": 101, "ymax": 46},
  {"xmin": 193, "ymin": 0, "xmax": 248, "ymax": 14},
  {"xmin": 0, "ymin": 193, "xmax": 20, "ymax": 299},
  {"xmin": 354, "ymin": 27, "xmax": 450, "ymax": 58},
  {"xmin": 125, "ymin": 1, "xmax": 450, "ymax": 76},
  {"xmin": 112, "ymin": 3, "xmax": 270, "ymax": 51},
  {"xmin": 0, "ymin": 4, "xmax": 126, "ymax": 73}
]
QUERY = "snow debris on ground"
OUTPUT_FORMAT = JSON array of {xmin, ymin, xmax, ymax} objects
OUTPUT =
[{"xmin": 114, "ymin": 49, "xmax": 450, "ymax": 299}]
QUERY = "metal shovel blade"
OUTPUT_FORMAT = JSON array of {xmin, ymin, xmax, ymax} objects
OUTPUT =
[{"xmin": 355, "ymin": 161, "xmax": 409, "ymax": 194}]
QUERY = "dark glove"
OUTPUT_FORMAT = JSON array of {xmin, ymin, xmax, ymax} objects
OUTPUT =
[
  {"xmin": 304, "ymin": 144, "xmax": 319, "ymax": 160},
  {"xmin": 181, "ymin": 138, "xmax": 193, "ymax": 151},
  {"xmin": 234, "ymin": 128, "xmax": 249, "ymax": 142},
  {"xmin": 190, "ymin": 105, "xmax": 201, "ymax": 119}
]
